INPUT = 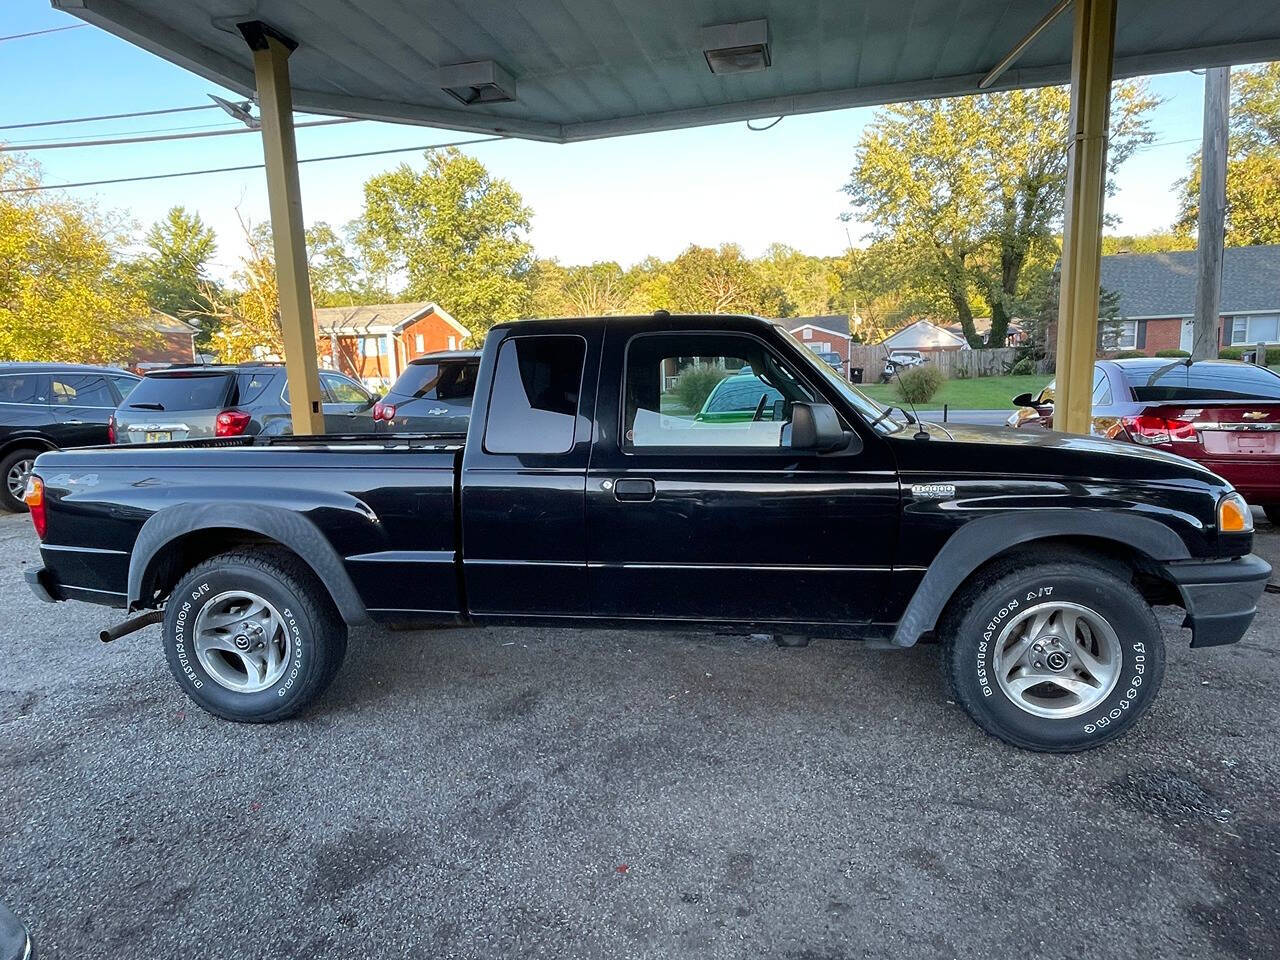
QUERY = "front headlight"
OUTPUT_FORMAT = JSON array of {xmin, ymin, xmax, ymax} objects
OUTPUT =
[{"xmin": 1218, "ymin": 492, "xmax": 1254, "ymax": 533}]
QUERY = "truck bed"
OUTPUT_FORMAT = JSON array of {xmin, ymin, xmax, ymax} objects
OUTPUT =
[{"xmin": 33, "ymin": 434, "xmax": 466, "ymax": 618}]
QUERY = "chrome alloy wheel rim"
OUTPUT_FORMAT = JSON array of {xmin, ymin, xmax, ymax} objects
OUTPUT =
[
  {"xmin": 193, "ymin": 590, "xmax": 291, "ymax": 693},
  {"xmin": 6, "ymin": 457, "xmax": 33, "ymax": 502},
  {"xmin": 993, "ymin": 601, "xmax": 1122, "ymax": 719}
]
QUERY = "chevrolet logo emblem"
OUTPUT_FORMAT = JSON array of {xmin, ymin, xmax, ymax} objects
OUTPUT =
[{"xmin": 1242, "ymin": 411, "xmax": 1268, "ymax": 420}]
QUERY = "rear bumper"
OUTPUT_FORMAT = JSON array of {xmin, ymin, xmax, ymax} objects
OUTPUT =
[
  {"xmin": 25, "ymin": 565, "xmax": 63, "ymax": 603},
  {"xmin": 1162, "ymin": 554, "xmax": 1272, "ymax": 648},
  {"xmin": 1197, "ymin": 459, "xmax": 1280, "ymax": 503}
]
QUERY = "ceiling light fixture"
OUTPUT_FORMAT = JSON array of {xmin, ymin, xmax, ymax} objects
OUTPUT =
[
  {"xmin": 437, "ymin": 61, "xmax": 517, "ymax": 105},
  {"xmin": 700, "ymin": 19, "xmax": 771, "ymax": 75}
]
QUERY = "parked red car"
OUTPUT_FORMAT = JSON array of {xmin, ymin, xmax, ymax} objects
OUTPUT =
[{"xmin": 1008, "ymin": 358, "xmax": 1280, "ymax": 522}]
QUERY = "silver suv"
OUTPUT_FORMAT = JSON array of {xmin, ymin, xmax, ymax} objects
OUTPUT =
[{"xmin": 113, "ymin": 364, "xmax": 378, "ymax": 443}]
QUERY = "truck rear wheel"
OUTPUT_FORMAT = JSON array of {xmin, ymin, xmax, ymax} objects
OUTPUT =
[
  {"xmin": 941, "ymin": 558, "xmax": 1165, "ymax": 752},
  {"xmin": 161, "ymin": 549, "xmax": 347, "ymax": 722}
]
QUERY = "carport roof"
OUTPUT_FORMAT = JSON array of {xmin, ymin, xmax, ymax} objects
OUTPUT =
[{"xmin": 53, "ymin": 0, "xmax": 1280, "ymax": 143}]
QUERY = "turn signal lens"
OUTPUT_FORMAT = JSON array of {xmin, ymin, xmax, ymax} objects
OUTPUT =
[
  {"xmin": 1218, "ymin": 492, "xmax": 1253, "ymax": 533},
  {"xmin": 24, "ymin": 475, "xmax": 46, "ymax": 539}
]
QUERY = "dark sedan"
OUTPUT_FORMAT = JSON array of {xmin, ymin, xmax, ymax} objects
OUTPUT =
[
  {"xmin": 0, "ymin": 362, "xmax": 139, "ymax": 511},
  {"xmin": 1008, "ymin": 357, "xmax": 1280, "ymax": 520}
]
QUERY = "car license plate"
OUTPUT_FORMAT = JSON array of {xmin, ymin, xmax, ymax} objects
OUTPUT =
[{"xmin": 144, "ymin": 431, "xmax": 171, "ymax": 443}]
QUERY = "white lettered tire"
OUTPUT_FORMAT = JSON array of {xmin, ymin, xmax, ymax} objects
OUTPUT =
[
  {"xmin": 942, "ymin": 558, "xmax": 1166, "ymax": 752},
  {"xmin": 162, "ymin": 548, "xmax": 347, "ymax": 722}
]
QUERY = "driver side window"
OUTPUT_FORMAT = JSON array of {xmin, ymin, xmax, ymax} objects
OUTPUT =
[{"xmin": 623, "ymin": 333, "xmax": 813, "ymax": 450}]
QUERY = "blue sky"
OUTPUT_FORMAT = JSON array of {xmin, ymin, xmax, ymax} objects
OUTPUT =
[{"xmin": 4, "ymin": 2, "xmax": 1213, "ymax": 284}]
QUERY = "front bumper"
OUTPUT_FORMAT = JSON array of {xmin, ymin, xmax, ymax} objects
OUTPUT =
[
  {"xmin": 24, "ymin": 566, "xmax": 63, "ymax": 604},
  {"xmin": 1162, "ymin": 553, "xmax": 1272, "ymax": 648}
]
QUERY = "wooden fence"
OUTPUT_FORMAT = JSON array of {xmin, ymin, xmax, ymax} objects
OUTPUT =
[{"xmin": 846, "ymin": 345, "xmax": 1019, "ymax": 380}]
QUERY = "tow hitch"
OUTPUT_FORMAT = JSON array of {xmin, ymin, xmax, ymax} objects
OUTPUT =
[{"xmin": 99, "ymin": 609, "xmax": 163, "ymax": 643}]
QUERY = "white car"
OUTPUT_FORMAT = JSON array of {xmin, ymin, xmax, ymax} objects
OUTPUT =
[{"xmin": 882, "ymin": 350, "xmax": 928, "ymax": 381}]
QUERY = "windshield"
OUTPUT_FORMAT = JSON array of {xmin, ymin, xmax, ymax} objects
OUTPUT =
[{"xmin": 776, "ymin": 325, "xmax": 906, "ymax": 434}]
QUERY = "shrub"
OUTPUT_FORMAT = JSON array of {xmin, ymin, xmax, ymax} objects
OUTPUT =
[
  {"xmin": 1111, "ymin": 350, "xmax": 1147, "ymax": 359},
  {"xmin": 1009, "ymin": 356, "xmax": 1036, "ymax": 376},
  {"xmin": 673, "ymin": 366, "xmax": 728, "ymax": 412},
  {"xmin": 897, "ymin": 365, "xmax": 944, "ymax": 405},
  {"xmin": 1154, "ymin": 349, "xmax": 1190, "ymax": 358},
  {"xmin": 1220, "ymin": 343, "xmax": 1280, "ymax": 361}
]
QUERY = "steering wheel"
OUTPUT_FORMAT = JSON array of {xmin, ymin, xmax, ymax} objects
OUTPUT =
[{"xmin": 751, "ymin": 393, "xmax": 769, "ymax": 422}]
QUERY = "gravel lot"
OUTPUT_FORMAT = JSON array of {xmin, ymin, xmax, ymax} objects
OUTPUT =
[{"xmin": 1, "ymin": 510, "xmax": 1277, "ymax": 960}]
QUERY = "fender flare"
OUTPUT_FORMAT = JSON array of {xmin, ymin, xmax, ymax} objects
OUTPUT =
[
  {"xmin": 2, "ymin": 434, "xmax": 57, "ymax": 458},
  {"xmin": 128, "ymin": 503, "xmax": 371, "ymax": 625},
  {"xmin": 891, "ymin": 510, "xmax": 1190, "ymax": 647}
]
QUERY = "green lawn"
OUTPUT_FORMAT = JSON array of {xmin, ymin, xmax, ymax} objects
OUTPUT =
[{"xmin": 857, "ymin": 374, "xmax": 1052, "ymax": 410}]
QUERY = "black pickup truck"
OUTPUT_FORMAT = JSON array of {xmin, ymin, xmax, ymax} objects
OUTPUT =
[{"xmin": 22, "ymin": 314, "xmax": 1272, "ymax": 751}]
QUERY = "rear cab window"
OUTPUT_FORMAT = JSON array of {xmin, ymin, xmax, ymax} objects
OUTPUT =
[
  {"xmin": 125, "ymin": 372, "xmax": 233, "ymax": 411},
  {"xmin": 483, "ymin": 337, "xmax": 586, "ymax": 455},
  {"xmin": 1123, "ymin": 363, "xmax": 1280, "ymax": 402}
]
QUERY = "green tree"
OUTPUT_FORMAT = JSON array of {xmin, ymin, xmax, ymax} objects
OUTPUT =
[
  {"xmin": 662, "ymin": 243, "xmax": 783, "ymax": 316},
  {"xmin": 207, "ymin": 217, "xmax": 282, "ymax": 363},
  {"xmin": 306, "ymin": 221, "xmax": 389, "ymax": 307},
  {"xmin": 755, "ymin": 244, "xmax": 841, "ymax": 316},
  {"xmin": 357, "ymin": 148, "xmax": 533, "ymax": 341},
  {"xmin": 133, "ymin": 205, "xmax": 218, "ymax": 348},
  {"xmin": 1177, "ymin": 63, "xmax": 1280, "ymax": 246},
  {"xmin": 1100, "ymin": 232, "xmax": 1196, "ymax": 255},
  {"xmin": 845, "ymin": 84, "xmax": 1158, "ymax": 347},
  {"xmin": 528, "ymin": 258, "xmax": 630, "ymax": 317},
  {"xmin": 0, "ymin": 156, "xmax": 154, "ymax": 364}
]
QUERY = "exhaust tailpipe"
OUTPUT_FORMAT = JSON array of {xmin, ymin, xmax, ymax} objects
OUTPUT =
[{"xmin": 99, "ymin": 609, "xmax": 163, "ymax": 643}]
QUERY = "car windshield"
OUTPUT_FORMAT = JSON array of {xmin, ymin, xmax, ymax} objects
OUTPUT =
[
  {"xmin": 125, "ymin": 372, "xmax": 232, "ymax": 411},
  {"xmin": 776, "ymin": 326, "xmax": 906, "ymax": 434}
]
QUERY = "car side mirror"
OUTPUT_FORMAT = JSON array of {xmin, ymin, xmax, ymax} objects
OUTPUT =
[
  {"xmin": 791, "ymin": 402, "xmax": 855, "ymax": 453},
  {"xmin": 1012, "ymin": 392, "xmax": 1035, "ymax": 407}
]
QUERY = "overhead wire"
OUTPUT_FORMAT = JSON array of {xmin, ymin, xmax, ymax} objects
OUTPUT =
[
  {"xmin": 0, "ymin": 135, "xmax": 508, "ymax": 193},
  {"xmin": 1, "ymin": 117, "xmax": 359, "ymax": 152}
]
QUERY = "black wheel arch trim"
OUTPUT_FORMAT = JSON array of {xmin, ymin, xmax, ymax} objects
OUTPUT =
[
  {"xmin": 890, "ymin": 511, "xmax": 1191, "ymax": 647},
  {"xmin": 128, "ymin": 503, "xmax": 371, "ymax": 625}
]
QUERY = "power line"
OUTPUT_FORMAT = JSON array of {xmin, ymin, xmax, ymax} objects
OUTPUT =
[
  {"xmin": 2, "ymin": 117, "xmax": 359, "ymax": 152},
  {"xmin": 0, "ymin": 104, "xmax": 220, "ymax": 132},
  {"xmin": 0, "ymin": 24, "xmax": 87, "ymax": 42},
  {"xmin": 0, "ymin": 135, "xmax": 507, "ymax": 193},
  {"xmin": 4, "ymin": 120, "xmax": 246, "ymax": 146}
]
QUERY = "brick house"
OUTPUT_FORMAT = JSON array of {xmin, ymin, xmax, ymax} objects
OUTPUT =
[
  {"xmin": 314, "ymin": 302, "xmax": 468, "ymax": 387},
  {"xmin": 780, "ymin": 315, "xmax": 856, "ymax": 366},
  {"xmin": 1100, "ymin": 245, "xmax": 1280, "ymax": 355},
  {"xmin": 130, "ymin": 311, "xmax": 199, "ymax": 372}
]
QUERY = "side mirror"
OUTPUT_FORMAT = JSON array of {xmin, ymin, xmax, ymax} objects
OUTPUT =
[
  {"xmin": 791, "ymin": 402, "xmax": 854, "ymax": 453},
  {"xmin": 1012, "ymin": 392, "xmax": 1035, "ymax": 407}
]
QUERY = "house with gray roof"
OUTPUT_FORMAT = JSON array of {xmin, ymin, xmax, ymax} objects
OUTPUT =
[{"xmin": 1099, "ymin": 245, "xmax": 1280, "ymax": 355}]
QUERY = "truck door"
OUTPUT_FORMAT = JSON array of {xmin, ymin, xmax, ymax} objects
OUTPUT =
[
  {"xmin": 586, "ymin": 326, "xmax": 898, "ymax": 625},
  {"xmin": 460, "ymin": 328, "xmax": 600, "ymax": 617}
]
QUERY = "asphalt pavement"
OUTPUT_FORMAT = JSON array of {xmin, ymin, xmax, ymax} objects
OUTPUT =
[{"xmin": 1, "ymin": 509, "xmax": 1277, "ymax": 960}]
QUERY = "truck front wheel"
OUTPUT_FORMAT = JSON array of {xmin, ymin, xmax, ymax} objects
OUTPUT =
[
  {"xmin": 161, "ymin": 549, "xmax": 347, "ymax": 722},
  {"xmin": 941, "ymin": 559, "xmax": 1165, "ymax": 752}
]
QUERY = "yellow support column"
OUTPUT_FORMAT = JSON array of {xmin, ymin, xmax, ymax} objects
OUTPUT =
[
  {"xmin": 1053, "ymin": 0, "xmax": 1117, "ymax": 435},
  {"xmin": 238, "ymin": 20, "xmax": 325, "ymax": 435}
]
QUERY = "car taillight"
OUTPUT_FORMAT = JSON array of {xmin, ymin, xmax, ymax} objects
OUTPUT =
[
  {"xmin": 1119, "ymin": 414, "xmax": 1197, "ymax": 446},
  {"xmin": 215, "ymin": 409, "xmax": 252, "ymax": 437},
  {"xmin": 373, "ymin": 400, "xmax": 397, "ymax": 422},
  {"xmin": 107, "ymin": 413, "xmax": 116, "ymax": 444},
  {"xmin": 24, "ymin": 475, "xmax": 46, "ymax": 539}
]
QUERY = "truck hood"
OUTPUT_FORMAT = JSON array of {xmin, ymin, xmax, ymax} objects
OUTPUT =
[{"xmin": 892, "ymin": 420, "xmax": 1225, "ymax": 486}]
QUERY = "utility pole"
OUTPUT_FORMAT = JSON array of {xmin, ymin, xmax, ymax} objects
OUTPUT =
[{"xmin": 1192, "ymin": 66, "xmax": 1230, "ymax": 361}]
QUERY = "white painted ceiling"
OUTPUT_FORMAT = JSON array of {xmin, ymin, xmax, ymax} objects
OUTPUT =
[{"xmin": 54, "ymin": 0, "xmax": 1280, "ymax": 142}]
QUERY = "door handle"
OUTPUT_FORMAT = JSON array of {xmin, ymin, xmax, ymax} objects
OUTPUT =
[{"xmin": 613, "ymin": 478, "xmax": 655, "ymax": 502}]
